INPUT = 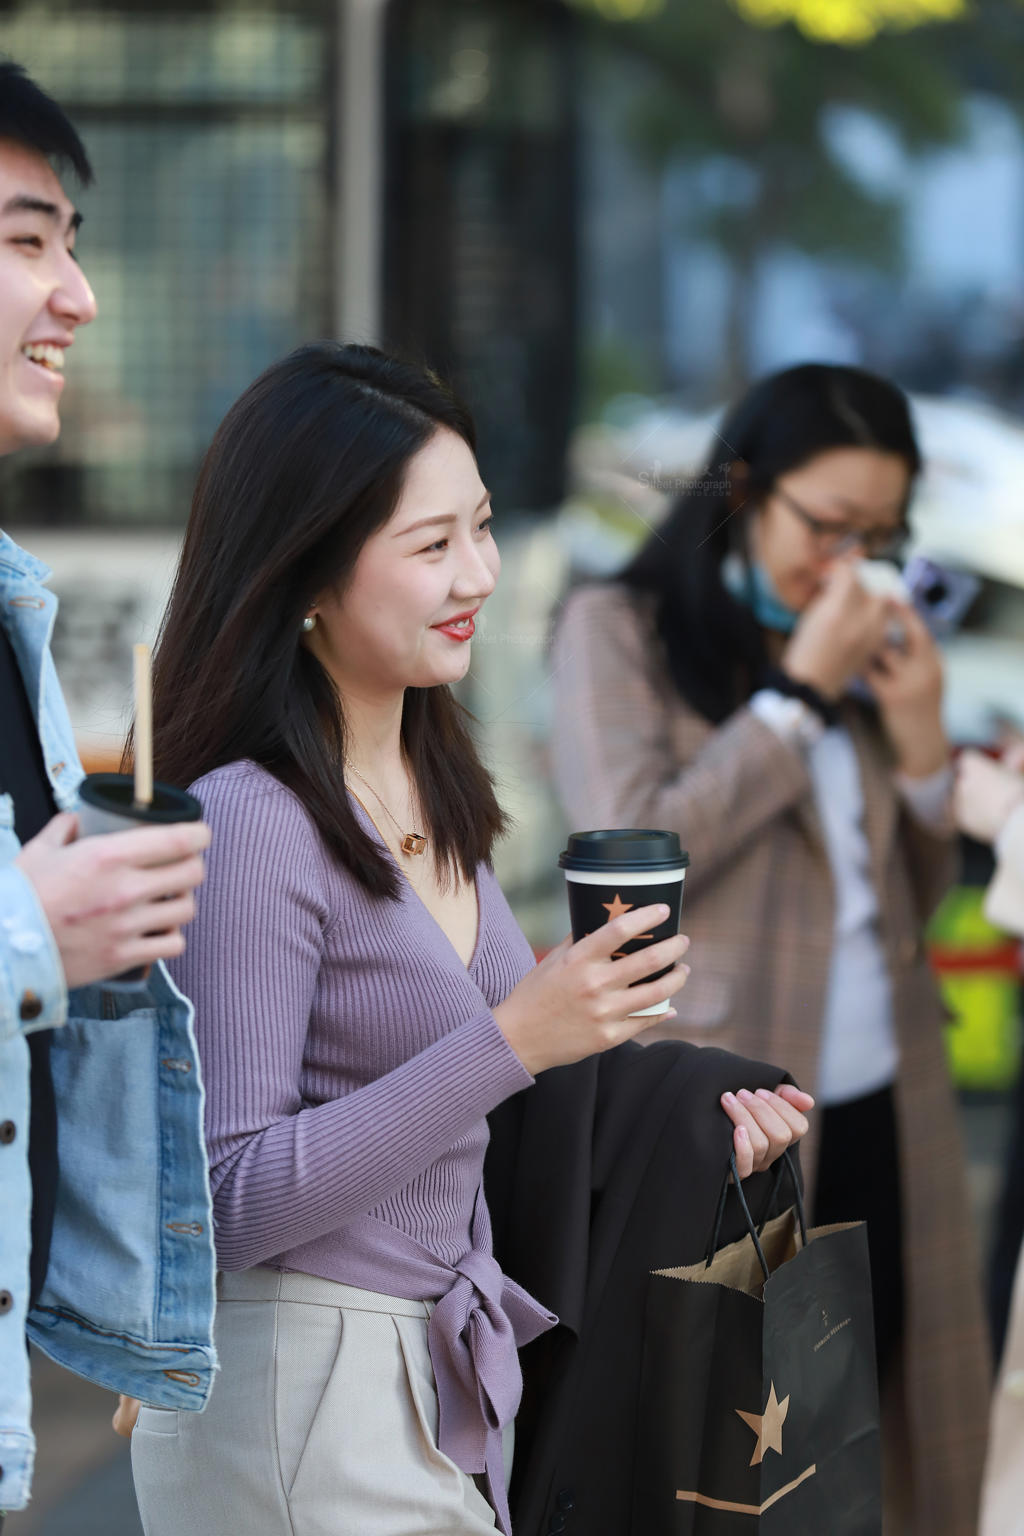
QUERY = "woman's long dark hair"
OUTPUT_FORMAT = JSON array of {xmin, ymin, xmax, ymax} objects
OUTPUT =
[
  {"xmin": 139, "ymin": 341, "xmax": 507, "ymax": 899},
  {"xmin": 617, "ymin": 363, "xmax": 922, "ymax": 724}
]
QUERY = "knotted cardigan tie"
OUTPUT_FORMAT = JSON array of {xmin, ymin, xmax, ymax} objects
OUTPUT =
[{"xmin": 319, "ymin": 1198, "xmax": 557, "ymax": 1535}]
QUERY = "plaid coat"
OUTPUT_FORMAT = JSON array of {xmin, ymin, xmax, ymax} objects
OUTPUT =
[
  {"xmin": 551, "ymin": 582, "xmax": 990, "ymax": 1536},
  {"xmin": 978, "ymin": 816, "xmax": 1024, "ymax": 1536}
]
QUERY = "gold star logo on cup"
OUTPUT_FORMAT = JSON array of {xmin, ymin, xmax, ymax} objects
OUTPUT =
[{"xmin": 603, "ymin": 891, "xmax": 654, "ymax": 956}]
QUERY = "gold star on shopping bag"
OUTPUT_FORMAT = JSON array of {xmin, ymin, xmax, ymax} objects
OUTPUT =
[{"xmin": 736, "ymin": 1382, "xmax": 790, "ymax": 1467}]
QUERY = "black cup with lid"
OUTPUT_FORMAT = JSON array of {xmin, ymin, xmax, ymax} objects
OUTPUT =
[
  {"xmin": 559, "ymin": 829, "xmax": 689, "ymax": 1018},
  {"xmin": 558, "ymin": 828, "xmax": 689, "ymax": 874},
  {"xmin": 76, "ymin": 773, "xmax": 203, "ymax": 990}
]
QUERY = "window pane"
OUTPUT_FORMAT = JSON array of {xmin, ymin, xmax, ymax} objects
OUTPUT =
[{"xmin": 1, "ymin": 2, "xmax": 335, "ymax": 526}]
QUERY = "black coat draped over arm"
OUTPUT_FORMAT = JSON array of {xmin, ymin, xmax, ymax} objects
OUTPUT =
[{"xmin": 485, "ymin": 1039, "xmax": 801, "ymax": 1536}]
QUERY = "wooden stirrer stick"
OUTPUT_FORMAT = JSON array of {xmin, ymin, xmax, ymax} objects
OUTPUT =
[{"xmin": 133, "ymin": 643, "xmax": 153, "ymax": 809}]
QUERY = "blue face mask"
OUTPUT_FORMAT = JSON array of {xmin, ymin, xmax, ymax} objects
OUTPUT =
[{"xmin": 721, "ymin": 552, "xmax": 799, "ymax": 635}]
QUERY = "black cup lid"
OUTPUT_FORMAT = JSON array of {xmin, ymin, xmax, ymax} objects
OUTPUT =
[
  {"xmin": 558, "ymin": 829, "xmax": 689, "ymax": 873},
  {"xmin": 78, "ymin": 773, "xmax": 202, "ymax": 824}
]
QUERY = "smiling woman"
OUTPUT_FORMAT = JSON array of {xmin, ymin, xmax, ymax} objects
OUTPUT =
[
  {"xmin": 300, "ymin": 427, "xmax": 498, "ymax": 734},
  {"xmin": 128, "ymin": 339, "xmax": 810, "ymax": 1536},
  {"xmin": 145, "ymin": 341, "xmax": 504, "ymax": 900}
]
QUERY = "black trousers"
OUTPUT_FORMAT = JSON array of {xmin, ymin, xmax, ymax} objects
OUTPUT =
[{"xmin": 813, "ymin": 1084, "xmax": 905, "ymax": 1380}]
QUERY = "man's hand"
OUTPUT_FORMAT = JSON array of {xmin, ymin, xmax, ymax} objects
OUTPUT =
[{"xmin": 14, "ymin": 812, "xmax": 210, "ymax": 990}]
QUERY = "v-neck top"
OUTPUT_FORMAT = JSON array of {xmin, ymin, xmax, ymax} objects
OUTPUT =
[
  {"xmin": 347, "ymin": 783, "xmax": 484, "ymax": 969},
  {"xmin": 168, "ymin": 759, "xmax": 555, "ymax": 1534}
]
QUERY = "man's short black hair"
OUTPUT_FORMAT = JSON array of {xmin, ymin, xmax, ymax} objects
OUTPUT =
[{"xmin": 0, "ymin": 59, "xmax": 92, "ymax": 186}]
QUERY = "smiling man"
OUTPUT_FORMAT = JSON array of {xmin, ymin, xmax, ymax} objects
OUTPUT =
[
  {"xmin": 0, "ymin": 62, "xmax": 216, "ymax": 1524},
  {"xmin": 0, "ymin": 134, "xmax": 94, "ymax": 450}
]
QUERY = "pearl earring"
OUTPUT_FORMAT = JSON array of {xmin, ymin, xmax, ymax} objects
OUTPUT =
[{"xmin": 302, "ymin": 615, "xmax": 316, "ymax": 633}]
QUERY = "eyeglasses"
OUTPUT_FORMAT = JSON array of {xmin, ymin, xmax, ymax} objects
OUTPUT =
[{"xmin": 774, "ymin": 484, "xmax": 909, "ymax": 562}]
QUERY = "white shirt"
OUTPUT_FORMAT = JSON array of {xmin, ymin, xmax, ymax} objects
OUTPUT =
[{"xmin": 750, "ymin": 689, "xmax": 952, "ymax": 1106}]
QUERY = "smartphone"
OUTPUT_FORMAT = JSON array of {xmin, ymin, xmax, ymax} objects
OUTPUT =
[
  {"xmin": 849, "ymin": 555, "xmax": 980, "ymax": 702},
  {"xmin": 857, "ymin": 555, "xmax": 980, "ymax": 642},
  {"xmin": 902, "ymin": 555, "xmax": 980, "ymax": 638}
]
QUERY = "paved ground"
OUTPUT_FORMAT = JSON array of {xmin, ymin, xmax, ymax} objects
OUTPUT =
[
  {"xmin": 5, "ymin": 1096, "xmax": 1015, "ymax": 1535},
  {"xmin": 5, "ymin": 1363, "xmax": 140, "ymax": 1536}
]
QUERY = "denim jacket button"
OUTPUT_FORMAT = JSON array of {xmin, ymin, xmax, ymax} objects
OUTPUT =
[
  {"xmin": 0, "ymin": 1290, "xmax": 14, "ymax": 1313},
  {"xmin": 11, "ymin": 929, "xmax": 44, "ymax": 956},
  {"xmin": 0, "ymin": 1120, "xmax": 15, "ymax": 1144},
  {"xmin": 19, "ymin": 990, "xmax": 43, "ymax": 1021}
]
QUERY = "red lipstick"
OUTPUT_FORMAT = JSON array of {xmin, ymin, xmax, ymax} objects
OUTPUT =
[{"xmin": 432, "ymin": 607, "xmax": 479, "ymax": 642}]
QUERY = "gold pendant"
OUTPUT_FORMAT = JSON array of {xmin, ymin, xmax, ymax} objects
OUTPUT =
[{"xmin": 401, "ymin": 832, "xmax": 428, "ymax": 856}]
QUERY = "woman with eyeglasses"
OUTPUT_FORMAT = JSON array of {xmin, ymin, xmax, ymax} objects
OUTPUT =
[{"xmin": 551, "ymin": 363, "xmax": 989, "ymax": 1534}]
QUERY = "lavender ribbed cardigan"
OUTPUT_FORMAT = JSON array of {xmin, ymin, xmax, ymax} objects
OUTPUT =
[{"xmin": 168, "ymin": 760, "xmax": 557, "ymax": 1534}]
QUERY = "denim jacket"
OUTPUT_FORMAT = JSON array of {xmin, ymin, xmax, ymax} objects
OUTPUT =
[{"xmin": 0, "ymin": 533, "xmax": 217, "ymax": 1514}]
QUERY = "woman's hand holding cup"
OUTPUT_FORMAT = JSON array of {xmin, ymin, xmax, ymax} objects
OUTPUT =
[
  {"xmin": 501, "ymin": 824, "xmax": 812, "ymax": 1178},
  {"xmin": 493, "ymin": 903, "xmax": 690, "ymax": 1077}
]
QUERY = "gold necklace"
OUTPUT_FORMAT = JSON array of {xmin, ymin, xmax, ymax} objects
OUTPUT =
[{"xmin": 345, "ymin": 761, "xmax": 428, "ymax": 857}]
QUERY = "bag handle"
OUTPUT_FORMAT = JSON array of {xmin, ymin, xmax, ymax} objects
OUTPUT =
[
  {"xmin": 704, "ymin": 1149, "xmax": 807, "ymax": 1284},
  {"xmin": 758, "ymin": 1149, "xmax": 808, "ymax": 1248}
]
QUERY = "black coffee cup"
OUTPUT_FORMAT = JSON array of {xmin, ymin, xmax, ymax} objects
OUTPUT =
[
  {"xmin": 76, "ymin": 773, "xmax": 203, "ymax": 991},
  {"xmin": 558, "ymin": 829, "xmax": 689, "ymax": 1017}
]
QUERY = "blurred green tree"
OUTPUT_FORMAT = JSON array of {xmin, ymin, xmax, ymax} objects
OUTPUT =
[{"xmin": 572, "ymin": 0, "xmax": 1024, "ymax": 392}]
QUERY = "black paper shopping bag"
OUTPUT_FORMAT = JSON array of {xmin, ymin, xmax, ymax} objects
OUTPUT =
[{"xmin": 631, "ymin": 1154, "xmax": 881, "ymax": 1535}]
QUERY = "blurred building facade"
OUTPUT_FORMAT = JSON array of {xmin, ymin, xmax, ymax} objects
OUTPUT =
[
  {"xmin": 5, "ymin": 10, "xmax": 1024, "ymax": 1529},
  {"xmin": 5, "ymin": 0, "xmax": 1024, "ymax": 936}
]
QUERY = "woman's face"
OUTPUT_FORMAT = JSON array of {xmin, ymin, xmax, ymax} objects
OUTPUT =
[
  {"xmin": 306, "ymin": 426, "xmax": 500, "ymax": 699},
  {"xmin": 750, "ymin": 446, "xmax": 911, "ymax": 613}
]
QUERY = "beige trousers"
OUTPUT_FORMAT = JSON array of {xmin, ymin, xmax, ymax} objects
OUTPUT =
[{"xmin": 131, "ymin": 1267, "xmax": 500, "ymax": 1536}]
